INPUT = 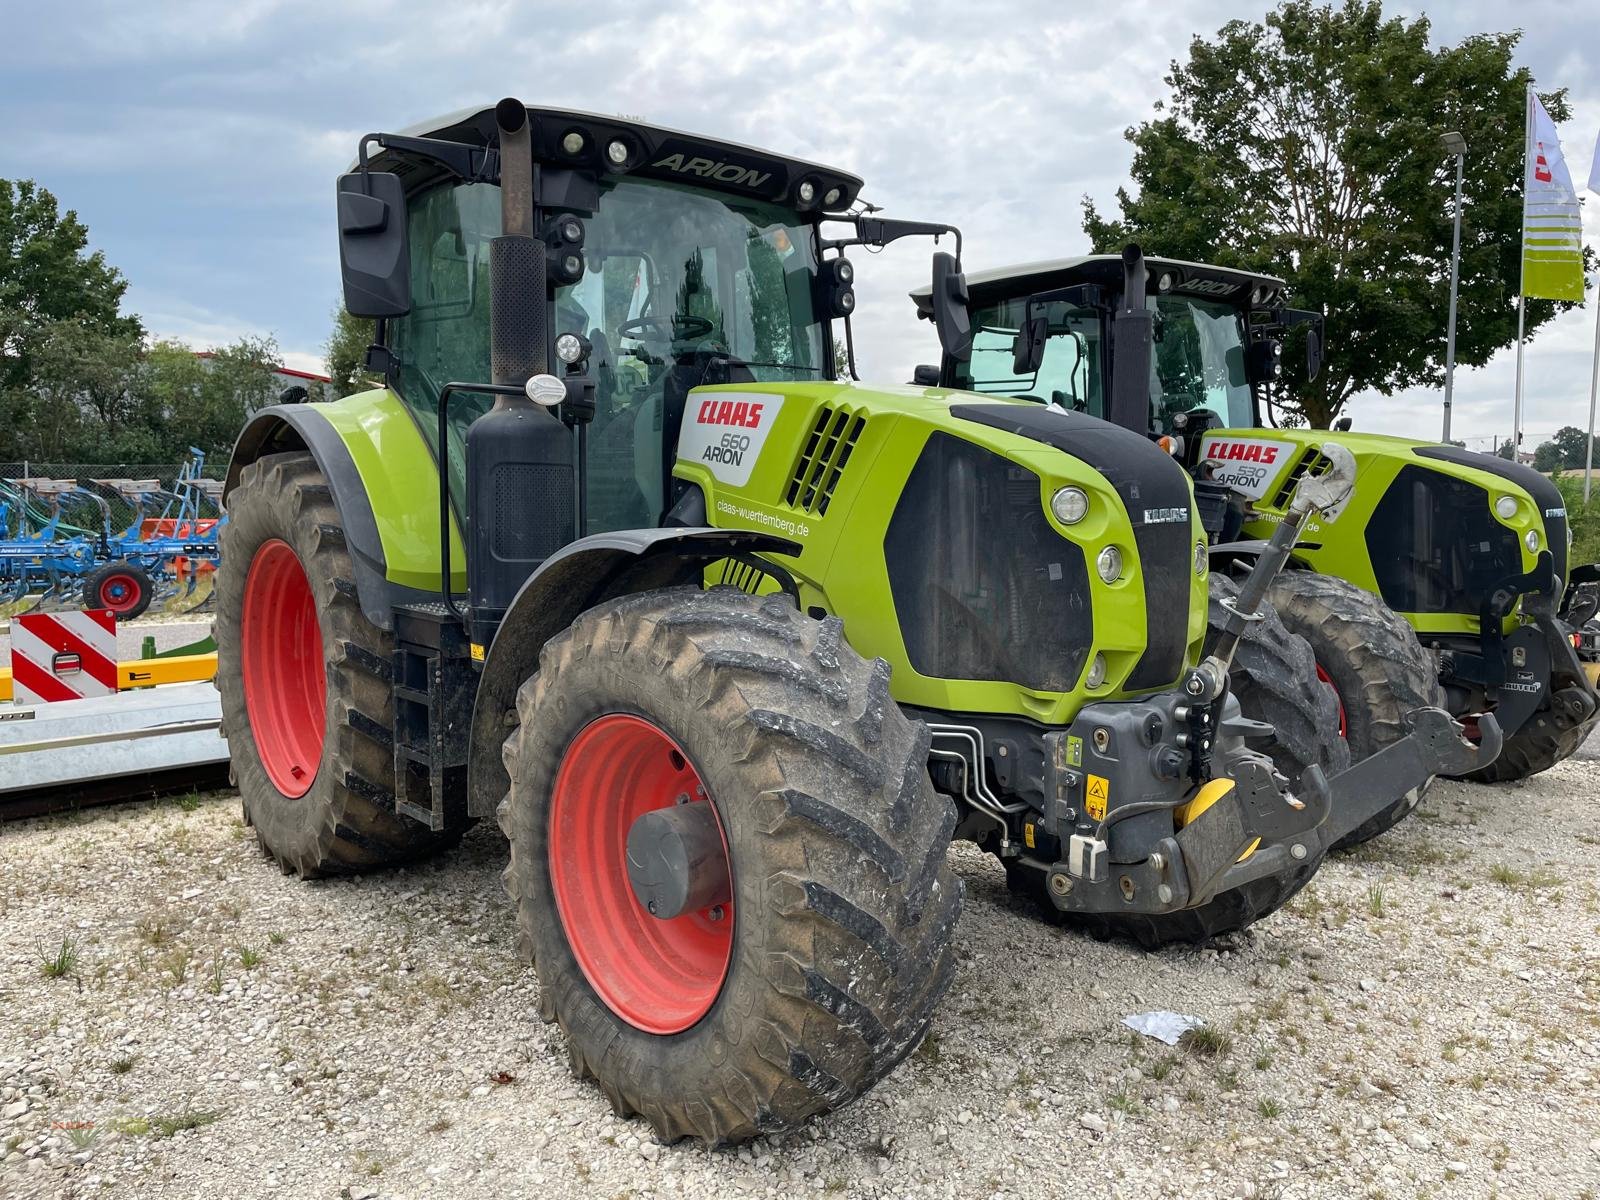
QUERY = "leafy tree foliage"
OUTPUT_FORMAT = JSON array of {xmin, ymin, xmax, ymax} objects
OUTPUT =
[
  {"xmin": 1083, "ymin": 1, "xmax": 1588, "ymax": 427},
  {"xmin": 1533, "ymin": 425, "xmax": 1598, "ymax": 473},
  {"xmin": 325, "ymin": 305, "xmax": 377, "ymax": 397},
  {"xmin": 1, "ymin": 179, "xmax": 282, "ymax": 463}
]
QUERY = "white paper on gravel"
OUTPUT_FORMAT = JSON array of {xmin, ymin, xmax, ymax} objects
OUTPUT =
[{"xmin": 1121, "ymin": 1011, "xmax": 1205, "ymax": 1045}]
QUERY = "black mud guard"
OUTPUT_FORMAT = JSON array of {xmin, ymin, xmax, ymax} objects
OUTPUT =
[
  {"xmin": 225, "ymin": 405, "xmax": 400, "ymax": 630},
  {"xmin": 465, "ymin": 526, "xmax": 801, "ymax": 817}
]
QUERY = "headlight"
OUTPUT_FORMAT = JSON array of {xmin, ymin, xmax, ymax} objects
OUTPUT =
[
  {"xmin": 1495, "ymin": 495, "xmax": 1518, "ymax": 520},
  {"xmin": 1051, "ymin": 486, "xmax": 1089, "ymax": 525},
  {"xmin": 1194, "ymin": 541, "xmax": 1208, "ymax": 576},
  {"xmin": 1525, "ymin": 529, "xmax": 1541, "ymax": 553},
  {"xmin": 1096, "ymin": 545, "xmax": 1123, "ymax": 583},
  {"xmin": 1085, "ymin": 653, "xmax": 1107, "ymax": 689}
]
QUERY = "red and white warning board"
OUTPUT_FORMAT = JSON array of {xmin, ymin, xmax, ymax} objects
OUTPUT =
[{"xmin": 10, "ymin": 610, "xmax": 118, "ymax": 703}]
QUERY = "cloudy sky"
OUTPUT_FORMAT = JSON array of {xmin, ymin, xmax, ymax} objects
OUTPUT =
[{"xmin": 3, "ymin": 0, "xmax": 1596, "ymax": 449}]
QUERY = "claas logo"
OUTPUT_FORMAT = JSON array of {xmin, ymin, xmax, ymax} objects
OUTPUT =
[
  {"xmin": 696, "ymin": 398, "xmax": 765, "ymax": 428},
  {"xmin": 1205, "ymin": 440, "xmax": 1280, "ymax": 465}
]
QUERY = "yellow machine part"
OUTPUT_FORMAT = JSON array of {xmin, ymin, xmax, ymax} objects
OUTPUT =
[
  {"xmin": 1174, "ymin": 777, "xmax": 1260, "ymax": 862},
  {"xmin": 0, "ymin": 652, "xmax": 216, "ymax": 703}
]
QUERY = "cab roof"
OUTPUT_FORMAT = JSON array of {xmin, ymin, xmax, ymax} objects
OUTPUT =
[
  {"xmin": 910, "ymin": 254, "xmax": 1287, "ymax": 316},
  {"xmin": 360, "ymin": 103, "xmax": 864, "ymax": 213}
]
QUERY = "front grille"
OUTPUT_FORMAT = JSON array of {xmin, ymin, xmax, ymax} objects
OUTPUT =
[
  {"xmin": 1364, "ymin": 465, "xmax": 1520, "ymax": 615},
  {"xmin": 786, "ymin": 406, "xmax": 866, "ymax": 515},
  {"xmin": 884, "ymin": 434, "xmax": 1092, "ymax": 693},
  {"xmin": 1268, "ymin": 446, "xmax": 1329, "ymax": 511}
]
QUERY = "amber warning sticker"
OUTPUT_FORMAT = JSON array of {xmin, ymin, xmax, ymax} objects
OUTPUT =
[
  {"xmin": 677, "ymin": 392, "xmax": 784, "ymax": 487},
  {"xmin": 1085, "ymin": 774, "xmax": 1110, "ymax": 821}
]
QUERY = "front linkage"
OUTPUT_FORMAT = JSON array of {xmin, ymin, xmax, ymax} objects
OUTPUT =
[{"xmin": 1044, "ymin": 445, "xmax": 1502, "ymax": 918}]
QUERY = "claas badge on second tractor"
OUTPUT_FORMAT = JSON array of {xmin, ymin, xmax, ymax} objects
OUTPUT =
[{"xmin": 214, "ymin": 102, "xmax": 1495, "ymax": 1144}]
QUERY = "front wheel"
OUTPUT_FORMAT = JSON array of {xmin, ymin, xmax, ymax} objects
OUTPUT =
[
  {"xmin": 1266, "ymin": 572, "xmax": 1444, "ymax": 849},
  {"xmin": 499, "ymin": 587, "xmax": 961, "ymax": 1145}
]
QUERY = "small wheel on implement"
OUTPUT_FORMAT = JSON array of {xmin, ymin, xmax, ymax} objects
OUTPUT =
[
  {"xmin": 85, "ymin": 561, "xmax": 153, "ymax": 620},
  {"xmin": 499, "ymin": 587, "xmax": 962, "ymax": 1145}
]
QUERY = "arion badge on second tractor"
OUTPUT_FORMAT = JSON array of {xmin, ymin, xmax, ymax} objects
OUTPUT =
[
  {"xmin": 216, "ymin": 100, "xmax": 1496, "ymax": 1144},
  {"xmin": 915, "ymin": 248, "xmax": 1597, "ymax": 841}
]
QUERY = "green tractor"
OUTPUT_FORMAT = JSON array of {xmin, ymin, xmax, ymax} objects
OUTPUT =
[
  {"xmin": 217, "ymin": 101, "xmax": 1491, "ymax": 1143},
  {"xmin": 914, "ymin": 247, "xmax": 1591, "ymax": 841}
]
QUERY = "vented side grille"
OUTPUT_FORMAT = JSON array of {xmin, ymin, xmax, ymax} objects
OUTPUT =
[
  {"xmin": 1268, "ymin": 447, "xmax": 1330, "ymax": 511},
  {"xmin": 785, "ymin": 406, "xmax": 866, "ymax": 515}
]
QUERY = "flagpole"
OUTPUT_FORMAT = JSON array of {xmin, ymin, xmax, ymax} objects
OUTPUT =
[
  {"xmin": 1585, "ymin": 290, "xmax": 1599, "ymax": 502},
  {"xmin": 1513, "ymin": 84, "xmax": 1532, "ymax": 458}
]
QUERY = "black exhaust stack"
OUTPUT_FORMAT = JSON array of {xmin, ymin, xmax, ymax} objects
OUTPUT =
[
  {"xmin": 463, "ymin": 97, "xmax": 575, "ymax": 649},
  {"xmin": 1108, "ymin": 244, "xmax": 1154, "ymax": 435}
]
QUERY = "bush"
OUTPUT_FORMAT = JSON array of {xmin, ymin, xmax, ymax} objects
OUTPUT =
[{"xmin": 1554, "ymin": 476, "xmax": 1600, "ymax": 569}]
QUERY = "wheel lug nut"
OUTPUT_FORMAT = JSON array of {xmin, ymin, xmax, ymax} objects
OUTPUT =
[{"xmin": 708, "ymin": 905, "xmax": 725, "ymax": 922}]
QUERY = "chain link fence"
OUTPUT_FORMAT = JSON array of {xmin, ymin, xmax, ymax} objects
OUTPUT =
[{"xmin": 0, "ymin": 462, "xmax": 226, "ymax": 538}]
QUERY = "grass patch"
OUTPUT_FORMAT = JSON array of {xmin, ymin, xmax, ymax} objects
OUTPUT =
[
  {"xmin": 206, "ymin": 953, "xmax": 225, "ymax": 995},
  {"xmin": 1179, "ymin": 1024, "xmax": 1232, "ymax": 1058},
  {"xmin": 136, "ymin": 914, "xmax": 174, "ymax": 947},
  {"xmin": 914, "ymin": 1030, "xmax": 943, "ymax": 1065},
  {"xmin": 267, "ymin": 931, "xmax": 286, "ymax": 946},
  {"xmin": 237, "ymin": 945, "xmax": 263, "ymax": 969},
  {"xmin": 150, "ymin": 1109, "xmax": 220, "ymax": 1138},
  {"xmin": 161, "ymin": 948, "xmax": 192, "ymax": 986},
  {"xmin": 1148, "ymin": 1054, "xmax": 1178, "ymax": 1081},
  {"xmin": 171, "ymin": 791, "xmax": 203, "ymax": 813},
  {"xmin": 1256, "ymin": 1097, "xmax": 1284, "ymax": 1118},
  {"xmin": 1254, "ymin": 1052, "xmax": 1273, "ymax": 1071},
  {"xmin": 1108, "ymin": 1091, "xmax": 1148, "ymax": 1117},
  {"xmin": 1367, "ymin": 882, "xmax": 1387, "ymax": 918},
  {"xmin": 38, "ymin": 935, "xmax": 79, "ymax": 979},
  {"xmin": 110, "ymin": 1057, "xmax": 136, "ymax": 1075}
]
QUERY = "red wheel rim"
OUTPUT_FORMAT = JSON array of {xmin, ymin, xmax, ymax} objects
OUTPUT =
[
  {"xmin": 241, "ymin": 539, "xmax": 326, "ymax": 798},
  {"xmin": 548, "ymin": 715, "xmax": 733, "ymax": 1034},
  {"xmin": 97, "ymin": 573, "xmax": 140, "ymax": 614},
  {"xmin": 1315, "ymin": 662, "xmax": 1347, "ymax": 739}
]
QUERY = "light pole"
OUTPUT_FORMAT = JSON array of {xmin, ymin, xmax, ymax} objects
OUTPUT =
[{"xmin": 1440, "ymin": 131, "xmax": 1467, "ymax": 443}]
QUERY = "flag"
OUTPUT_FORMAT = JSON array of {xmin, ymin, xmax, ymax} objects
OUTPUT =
[
  {"xmin": 1589, "ymin": 127, "xmax": 1600, "ymax": 196},
  {"xmin": 1522, "ymin": 90, "xmax": 1584, "ymax": 301}
]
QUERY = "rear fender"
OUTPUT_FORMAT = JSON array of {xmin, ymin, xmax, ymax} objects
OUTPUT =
[
  {"xmin": 466, "ymin": 527, "xmax": 800, "ymax": 817},
  {"xmin": 226, "ymin": 405, "xmax": 396, "ymax": 629}
]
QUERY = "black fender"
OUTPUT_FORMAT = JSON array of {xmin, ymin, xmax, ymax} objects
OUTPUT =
[
  {"xmin": 465, "ymin": 526, "xmax": 801, "ymax": 817},
  {"xmin": 225, "ymin": 405, "xmax": 403, "ymax": 629}
]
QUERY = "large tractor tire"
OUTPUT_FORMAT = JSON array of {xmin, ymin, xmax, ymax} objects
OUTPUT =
[
  {"xmin": 1266, "ymin": 571, "xmax": 1444, "ymax": 849},
  {"xmin": 1005, "ymin": 853, "xmax": 1321, "ymax": 950},
  {"xmin": 499, "ymin": 587, "xmax": 961, "ymax": 1145},
  {"xmin": 1205, "ymin": 574, "xmax": 1350, "ymax": 797},
  {"xmin": 1458, "ymin": 707, "xmax": 1598, "ymax": 784},
  {"xmin": 216, "ymin": 452, "xmax": 460, "ymax": 876},
  {"xmin": 86, "ymin": 560, "xmax": 154, "ymax": 620}
]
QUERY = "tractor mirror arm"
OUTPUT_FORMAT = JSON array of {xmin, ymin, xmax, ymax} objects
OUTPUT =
[
  {"xmin": 357, "ymin": 132, "xmax": 500, "ymax": 186},
  {"xmin": 822, "ymin": 215, "xmax": 963, "ymax": 259}
]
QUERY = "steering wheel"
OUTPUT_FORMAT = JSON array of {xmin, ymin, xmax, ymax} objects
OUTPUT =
[{"xmin": 618, "ymin": 314, "xmax": 714, "ymax": 342}]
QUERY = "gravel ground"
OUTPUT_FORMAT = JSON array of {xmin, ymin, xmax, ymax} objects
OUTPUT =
[{"xmin": 3, "ymin": 754, "xmax": 1599, "ymax": 1199}]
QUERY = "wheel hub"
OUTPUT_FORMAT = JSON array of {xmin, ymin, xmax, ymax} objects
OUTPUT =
[{"xmin": 548, "ymin": 714, "xmax": 733, "ymax": 1035}]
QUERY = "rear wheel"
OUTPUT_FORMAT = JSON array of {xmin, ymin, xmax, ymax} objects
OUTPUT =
[
  {"xmin": 216, "ymin": 452, "xmax": 460, "ymax": 876},
  {"xmin": 86, "ymin": 561, "xmax": 153, "ymax": 619},
  {"xmin": 499, "ymin": 587, "xmax": 961, "ymax": 1145},
  {"xmin": 1266, "ymin": 571, "xmax": 1443, "ymax": 849}
]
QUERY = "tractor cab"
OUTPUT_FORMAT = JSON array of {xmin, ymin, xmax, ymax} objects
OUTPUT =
[{"xmin": 911, "ymin": 251, "xmax": 1319, "ymax": 444}]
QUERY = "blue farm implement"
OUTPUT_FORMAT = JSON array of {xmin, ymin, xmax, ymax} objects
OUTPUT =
[{"xmin": 0, "ymin": 450, "xmax": 225, "ymax": 620}]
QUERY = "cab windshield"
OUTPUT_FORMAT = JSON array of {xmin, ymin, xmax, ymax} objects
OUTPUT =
[
  {"xmin": 953, "ymin": 292, "xmax": 1254, "ymax": 433},
  {"xmin": 388, "ymin": 175, "xmax": 827, "ymax": 532}
]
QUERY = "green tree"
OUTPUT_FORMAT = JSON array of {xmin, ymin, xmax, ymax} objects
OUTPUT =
[
  {"xmin": 1, "ymin": 179, "xmax": 144, "ymax": 457},
  {"xmin": 1533, "ymin": 425, "xmax": 1597, "ymax": 473},
  {"xmin": 1082, "ymin": 1, "xmax": 1588, "ymax": 427},
  {"xmin": 325, "ymin": 305, "xmax": 377, "ymax": 396}
]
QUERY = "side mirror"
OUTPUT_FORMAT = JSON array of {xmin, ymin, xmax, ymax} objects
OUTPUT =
[
  {"xmin": 930, "ymin": 252, "xmax": 972, "ymax": 363},
  {"xmin": 1012, "ymin": 312, "xmax": 1048, "ymax": 375},
  {"xmin": 277, "ymin": 385, "xmax": 310, "ymax": 406},
  {"xmin": 911, "ymin": 364, "xmax": 941, "ymax": 386},
  {"xmin": 1305, "ymin": 322, "xmax": 1323, "ymax": 382},
  {"xmin": 1333, "ymin": 416, "xmax": 1352, "ymax": 432},
  {"xmin": 336, "ymin": 171, "xmax": 411, "ymax": 318}
]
